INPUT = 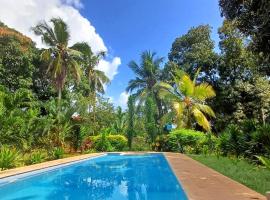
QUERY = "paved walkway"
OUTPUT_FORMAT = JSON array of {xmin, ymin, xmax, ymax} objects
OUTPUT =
[{"xmin": 164, "ymin": 152, "xmax": 266, "ymax": 200}]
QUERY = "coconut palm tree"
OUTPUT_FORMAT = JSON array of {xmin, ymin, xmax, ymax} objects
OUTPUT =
[
  {"xmin": 157, "ymin": 69, "xmax": 216, "ymax": 131},
  {"xmin": 126, "ymin": 51, "xmax": 164, "ymax": 118},
  {"xmin": 32, "ymin": 18, "xmax": 84, "ymax": 111},
  {"xmin": 71, "ymin": 42, "xmax": 109, "ymax": 127}
]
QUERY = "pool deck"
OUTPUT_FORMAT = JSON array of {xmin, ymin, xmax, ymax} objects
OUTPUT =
[
  {"xmin": 164, "ymin": 152, "xmax": 266, "ymax": 200},
  {"xmin": 0, "ymin": 153, "xmax": 105, "ymax": 179},
  {"xmin": 0, "ymin": 152, "xmax": 266, "ymax": 200}
]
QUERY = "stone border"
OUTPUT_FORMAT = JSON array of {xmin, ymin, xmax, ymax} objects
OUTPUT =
[
  {"xmin": 164, "ymin": 152, "xmax": 266, "ymax": 200},
  {"xmin": 0, "ymin": 153, "xmax": 105, "ymax": 179}
]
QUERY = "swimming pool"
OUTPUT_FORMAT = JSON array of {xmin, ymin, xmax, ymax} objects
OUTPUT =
[{"xmin": 0, "ymin": 153, "xmax": 187, "ymax": 200}]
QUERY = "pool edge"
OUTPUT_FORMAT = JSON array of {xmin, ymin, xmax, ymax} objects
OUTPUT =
[{"xmin": 0, "ymin": 153, "xmax": 106, "ymax": 180}]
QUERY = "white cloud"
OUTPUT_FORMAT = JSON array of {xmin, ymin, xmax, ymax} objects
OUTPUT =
[
  {"xmin": 62, "ymin": 0, "xmax": 83, "ymax": 9},
  {"xmin": 118, "ymin": 92, "xmax": 129, "ymax": 108},
  {"xmin": 97, "ymin": 57, "xmax": 121, "ymax": 80},
  {"xmin": 0, "ymin": 0, "xmax": 121, "ymax": 80}
]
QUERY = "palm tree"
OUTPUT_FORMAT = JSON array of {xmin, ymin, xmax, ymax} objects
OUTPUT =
[
  {"xmin": 113, "ymin": 106, "xmax": 126, "ymax": 134},
  {"xmin": 72, "ymin": 42, "xmax": 109, "ymax": 128},
  {"xmin": 157, "ymin": 69, "xmax": 216, "ymax": 132},
  {"xmin": 126, "ymin": 51, "xmax": 164, "ymax": 118},
  {"xmin": 32, "ymin": 18, "xmax": 84, "ymax": 111}
]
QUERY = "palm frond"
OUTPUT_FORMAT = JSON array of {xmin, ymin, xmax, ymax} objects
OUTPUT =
[
  {"xmin": 193, "ymin": 83, "xmax": 216, "ymax": 101},
  {"xmin": 180, "ymin": 75, "xmax": 194, "ymax": 96},
  {"xmin": 195, "ymin": 104, "xmax": 216, "ymax": 117},
  {"xmin": 51, "ymin": 18, "xmax": 70, "ymax": 46},
  {"xmin": 192, "ymin": 107, "xmax": 211, "ymax": 131}
]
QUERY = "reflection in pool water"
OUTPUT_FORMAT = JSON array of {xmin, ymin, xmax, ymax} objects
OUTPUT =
[{"xmin": 0, "ymin": 154, "xmax": 187, "ymax": 200}]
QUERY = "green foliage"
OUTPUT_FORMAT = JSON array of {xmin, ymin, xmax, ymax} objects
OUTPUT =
[
  {"xmin": 92, "ymin": 133, "xmax": 112, "ymax": 152},
  {"xmin": 168, "ymin": 25, "xmax": 218, "ymax": 83},
  {"xmin": 145, "ymin": 96, "xmax": 158, "ymax": 143},
  {"xmin": 107, "ymin": 135, "xmax": 127, "ymax": 151},
  {"xmin": 256, "ymin": 156, "xmax": 270, "ymax": 170},
  {"xmin": 126, "ymin": 95, "xmax": 135, "ymax": 149},
  {"xmin": 131, "ymin": 136, "xmax": 151, "ymax": 151},
  {"xmin": 219, "ymin": 0, "xmax": 270, "ymax": 63},
  {"xmin": 90, "ymin": 134, "xmax": 127, "ymax": 151},
  {"xmin": 157, "ymin": 69, "xmax": 216, "ymax": 131},
  {"xmin": 28, "ymin": 150, "xmax": 46, "ymax": 164},
  {"xmin": 0, "ymin": 145, "xmax": 19, "ymax": 170},
  {"xmin": 166, "ymin": 129, "xmax": 216, "ymax": 153},
  {"xmin": 218, "ymin": 123, "xmax": 270, "ymax": 159},
  {"xmin": 51, "ymin": 147, "xmax": 64, "ymax": 159}
]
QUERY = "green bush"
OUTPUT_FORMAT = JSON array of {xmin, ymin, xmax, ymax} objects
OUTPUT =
[
  {"xmin": 28, "ymin": 150, "xmax": 46, "ymax": 164},
  {"xmin": 88, "ymin": 134, "xmax": 128, "ymax": 152},
  {"xmin": 131, "ymin": 136, "xmax": 151, "ymax": 151},
  {"xmin": 218, "ymin": 123, "xmax": 270, "ymax": 159},
  {"xmin": 51, "ymin": 147, "xmax": 64, "ymax": 159},
  {"xmin": 168, "ymin": 129, "xmax": 207, "ymax": 153},
  {"xmin": 92, "ymin": 133, "xmax": 113, "ymax": 152},
  {"xmin": 107, "ymin": 135, "xmax": 127, "ymax": 151},
  {"xmin": 0, "ymin": 145, "xmax": 19, "ymax": 170}
]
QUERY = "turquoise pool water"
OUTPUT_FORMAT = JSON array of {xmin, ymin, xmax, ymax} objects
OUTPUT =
[{"xmin": 0, "ymin": 153, "xmax": 187, "ymax": 200}]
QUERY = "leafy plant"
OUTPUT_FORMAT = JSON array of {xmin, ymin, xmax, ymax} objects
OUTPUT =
[
  {"xmin": 167, "ymin": 129, "xmax": 211, "ymax": 153},
  {"xmin": 256, "ymin": 156, "xmax": 270, "ymax": 170},
  {"xmin": 51, "ymin": 147, "xmax": 64, "ymax": 159},
  {"xmin": 107, "ymin": 135, "xmax": 127, "ymax": 151},
  {"xmin": 0, "ymin": 145, "xmax": 19, "ymax": 170},
  {"xmin": 157, "ymin": 69, "xmax": 216, "ymax": 131},
  {"xmin": 28, "ymin": 150, "xmax": 46, "ymax": 164},
  {"xmin": 93, "ymin": 133, "xmax": 112, "ymax": 152}
]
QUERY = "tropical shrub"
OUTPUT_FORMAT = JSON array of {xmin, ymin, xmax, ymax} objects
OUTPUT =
[
  {"xmin": 131, "ymin": 136, "xmax": 151, "ymax": 151},
  {"xmin": 0, "ymin": 145, "xmax": 19, "ymax": 170},
  {"xmin": 27, "ymin": 150, "xmax": 47, "ymax": 164},
  {"xmin": 257, "ymin": 156, "xmax": 270, "ymax": 170},
  {"xmin": 153, "ymin": 135, "xmax": 170, "ymax": 152},
  {"xmin": 92, "ymin": 133, "xmax": 113, "ymax": 152},
  {"xmin": 51, "ymin": 147, "xmax": 64, "ymax": 159},
  {"xmin": 166, "ymin": 129, "xmax": 215, "ymax": 153},
  {"xmin": 107, "ymin": 135, "xmax": 127, "ymax": 151},
  {"xmin": 218, "ymin": 123, "xmax": 270, "ymax": 159},
  {"xmin": 89, "ymin": 134, "xmax": 128, "ymax": 151}
]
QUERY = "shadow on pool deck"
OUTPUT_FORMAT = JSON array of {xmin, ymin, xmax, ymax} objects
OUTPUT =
[{"xmin": 164, "ymin": 152, "xmax": 266, "ymax": 200}]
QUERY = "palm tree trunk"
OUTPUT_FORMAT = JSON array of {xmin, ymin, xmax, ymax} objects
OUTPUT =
[
  {"xmin": 57, "ymin": 87, "xmax": 62, "ymax": 117},
  {"xmin": 93, "ymin": 92, "xmax": 96, "ymax": 133}
]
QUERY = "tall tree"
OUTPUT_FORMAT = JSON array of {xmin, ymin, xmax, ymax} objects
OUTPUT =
[
  {"xmin": 72, "ymin": 42, "xmax": 110, "ymax": 126},
  {"xmin": 32, "ymin": 18, "xmax": 84, "ymax": 111},
  {"xmin": 168, "ymin": 25, "xmax": 219, "ymax": 84},
  {"xmin": 113, "ymin": 106, "xmax": 126, "ymax": 134},
  {"xmin": 219, "ymin": 0, "xmax": 270, "ymax": 64},
  {"xmin": 157, "ymin": 69, "xmax": 216, "ymax": 132},
  {"xmin": 145, "ymin": 96, "xmax": 157, "ymax": 143},
  {"xmin": 0, "ymin": 22, "xmax": 36, "ymax": 92},
  {"xmin": 126, "ymin": 51, "xmax": 164, "ymax": 120},
  {"xmin": 126, "ymin": 95, "xmax": 135, "ymax": 149}
]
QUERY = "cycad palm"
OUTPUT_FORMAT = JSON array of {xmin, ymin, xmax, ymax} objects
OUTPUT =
[
  {"xmin": 32, "ymin": 18, "xmax": 83, "ymax": 110},
  {"xmin": 158, "ymin": 69, "xmax": 216, "ymax": 131}
]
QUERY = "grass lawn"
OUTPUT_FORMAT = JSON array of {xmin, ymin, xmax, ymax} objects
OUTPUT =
[{"xmin": 189, "ymin": 154, "xmax": 270, "ymax": 195}]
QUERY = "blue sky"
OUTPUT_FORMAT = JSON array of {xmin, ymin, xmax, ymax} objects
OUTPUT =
[{"xmin": 80, "ymin": 0, "xmax": 223, "ymax": 107}]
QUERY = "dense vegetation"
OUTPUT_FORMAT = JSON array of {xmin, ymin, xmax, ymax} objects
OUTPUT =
[{"xmin": 0, "ymin": 4, "xmax": 269, "ymax": 196}]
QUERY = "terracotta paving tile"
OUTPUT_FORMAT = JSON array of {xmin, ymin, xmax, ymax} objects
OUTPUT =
[{"xmin": 164, "ymin": 152, "xmax": 266, "ymax": 200}]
